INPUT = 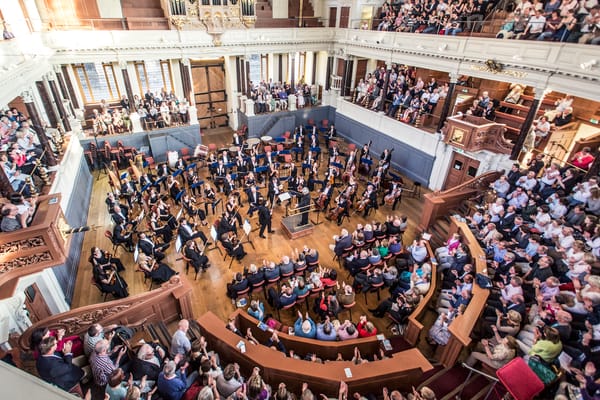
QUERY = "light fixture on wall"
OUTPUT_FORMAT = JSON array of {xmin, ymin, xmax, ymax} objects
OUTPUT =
[{"xmin": 580, "ymin": 60, "xmax": 597, "ymax": 70}]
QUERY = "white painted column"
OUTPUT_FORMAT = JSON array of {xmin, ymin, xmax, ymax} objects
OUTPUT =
[
  {"xmin": 245, "ymin": 98, "xmax": 255, "ymax": 116},
  {"xmin": 288, "ymin": 94, "xmax": 297, "ymax": 111},
  {"xmin": 272, "ymin": 0, "xmax": 288, "ymax": 18},
  {"xmin": 130, "ymin": 111, "xmax": 143, "ymax": 133}
]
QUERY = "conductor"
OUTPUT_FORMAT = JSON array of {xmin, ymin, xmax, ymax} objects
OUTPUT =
[{"xmin": 298, "ymin": 187, "xmax": 310, "ymax": 227}]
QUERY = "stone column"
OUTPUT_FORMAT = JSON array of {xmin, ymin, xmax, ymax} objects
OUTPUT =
[
  {"xmin": 46, "ymin": 73, "xmax": 71, "ymax": 132},
  {"xmin": 130, "ymin": 111, "xmax": 143, "ymax": 133},
  {"xmin": 119, "ymin": 60, "xmax": 136, "ymax": 111},
  {"xmin": 288, "ymin": 94, "xmax": 297, "ymax": 111},
  {"xmin": 510, "ymin": 89, "xmax": 542, "ymax": 160},
  {"xmin": 436, "ymin": 73, "xmax": 458, "ymax": 132},
  {"xmin": 22, "ymin": 89, "xmax": 57, "ymax": 167},
  {"xmin": 245, "ymin": 98, "xmax": 256, "ymax": 116}
]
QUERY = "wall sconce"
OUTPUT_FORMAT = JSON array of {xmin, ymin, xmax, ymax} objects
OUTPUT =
[{"xmin": 580, "ymin": 60, "xmax": 597, "ymax": 70}]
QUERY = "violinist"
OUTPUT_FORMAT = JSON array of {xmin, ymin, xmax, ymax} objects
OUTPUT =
[
  {"xmin": 324, "ymin": 165, "xmax": 339, "ymax": 186},
  {"xmin": 137, "ymin": 254, "xmax": 177, "ymax": 284},
  {"xmin": 222, "ymin": 231, "xmax": 246, "ymax": 261},
  {"xmin": 307, "ymin": 160, "xmax": 320, "ymax": 192},
  {"xmin": 218, "ymin": 212, "xmax": 237, "ymax": 238},
  {"xmin": 382, "ymin": 178, "xmax": 403, "ymax": 211},
  {"xmin": 225, "ymin": 195, "xmax": 242, "ymax": 226},
  {"xmin": 235, "ymin": 154, "xmax": 247, "ymax": 175},
  {"xmin": 90, "ymin": 248, "xmax": 128, "ymax": 298},
  {"xmin": 173, "ymin": 157, "xmax": 186, "ymax": 171},
  {"xmin": 244, "ymin": 171, "xmax": 257, "ymax": 189},
  {"xmin": 120, "ymin": 178, "xmax": 137, "ymax": 208},
  {"xmin": 184, "ymin": 240, "xmax": 210, "ymax": 273},
  {"xmin": 181, "ymin": 192, "xmax": 208, "ymax": 226},
  {"xmin": 223, "ymin": 174, "xmax": 240, "ymax": 205},
  {"xmin": 294, "ymin": 130, "xmax": 305, "ymax": 162},
  {"xmin": 113, "ymin": 221, "xmax": 135, "ymax": 252},
  {"xmin": 220, "ymin": 149, "xmax": 231, "ymax": 165},
  {"xmin": 303, "ymin": 151, "xmax": 316, "ymax": 175},
  {"xmin": 137, "ymin": 232, "xmax": 169, "ymax": 262},
  {"xmin": 147, "ymin": 188, "xmax": 160, "ymax": 208},
  {"xmin": 178, "ymin": 218, "xmax": 209, "ymax": 246},
  {"xmin": 149, "ymin": 211, "xmax": 173, "ymax": 243},
  {"xmin": 167, "ymin": 175, "xmax": 182, "ymax": 204},
  {"xmin": 325, "ymin": 123, "xmax": 337, "ymax": 150},
  {"xmin": 156, "ymin": 197, "xmax": 178, "ymax": 230},
  {"xmin": 203, "ymin": 182, "xmax": 220, "ymax": 215},
  {"xmin": 185, "ymin": 168, "xmax": 200, "ymax": 196},
  {"xmin": 156, "ymin": 163, "xmax": 172, "ymax": 190},
  {"xmin": 232, "ymin": 132, "xmax": 243, "ymax": 147},
  {"xmin": 89, "ymin": 247, "xmax": 125, "ymax": 272}
]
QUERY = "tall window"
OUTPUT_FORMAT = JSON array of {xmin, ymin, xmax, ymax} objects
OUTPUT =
[
  {"xmin": 73, "ymin": 62, "xmax": 120, "ymax": 103},
  {"xmin": 134, "ymin": 60, "xmax": 174, "ymax": 96}
]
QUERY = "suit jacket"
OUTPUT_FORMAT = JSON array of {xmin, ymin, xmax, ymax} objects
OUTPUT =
[
  {"xmin": 139, "ymin": 238, "xmax": 156, "ymax": 256},
  {"xmin": 178, "ymin": 224, "xmax": 194, "ymax": 244},
  {"xmin": 36, "ymin": 352, "xmax": 84, "ymax": 391},
  {"xmin": 333, "ymin": 234, "xmax": 352, "ymax": 256},
  {"xmin": 258, "ymin": 205, "xmax": 271, "ymax": 225}
]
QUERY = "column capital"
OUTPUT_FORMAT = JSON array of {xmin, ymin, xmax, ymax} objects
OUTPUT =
[
  {"xmin": 118, "ymin": 60, "xmax": 128, "ymax": 70},
  {"xmin": 20, "ymin": 89, "xmax": 35, "ymax": 103},
  {"xmin": 44, "ymin": 71, "xmax": 56, "ymax": 81},
  {"xmin": 53, "ymin": 65, "xmax": 62, "ymax": 74},
  {"xmin": 181, "ymin": 58, "xmax": 190, "ymax": 67},
  {"xmin": 448, "ymin": 72, "xmax": 459, "ymax": 84}
]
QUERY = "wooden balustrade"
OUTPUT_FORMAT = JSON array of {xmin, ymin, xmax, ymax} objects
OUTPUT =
[
  {"xmin": 233, "ymin": 309, "xmax": 382, "ymax": 361},
  {"xmin": 437, "ymin": 217, "xmax": 488, "ymax": 367},
  {"xmin": 404, "ymin": 241, "xmax": 438, "ymax": 346},
  {"xmin": 418, "ymin": 170, "xmax": 503, "ymax": 231},
  {"xmin": 442, "ymin": 115, "xmax": 513, "ymax": 154},
  {"xmin": 0, "ymin": 195, "xmax": 69, "ymax": 298},
  {"xmin": 197, "ymin": 311, "xmax": 433, "ymax": 396},
  {"xmin": 18, "ymin": 276, "xmax": 194, "ymax": 351}
]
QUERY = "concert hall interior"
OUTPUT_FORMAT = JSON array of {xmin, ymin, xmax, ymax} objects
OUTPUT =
[{"xmin": 1, "ymin": 1, "xmax": 600, "ymax": 399}]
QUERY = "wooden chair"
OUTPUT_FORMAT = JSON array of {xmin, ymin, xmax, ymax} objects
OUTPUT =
[
  {"xmin": 251, "ymin": 279, "xmax": 266, "ymax": 299},
  {"xmin": 364, "ymin": 281, "xmax": 385, "ymax": 305},
  {"xmin": 92, "ymin": 278, "xmax": 111, "ymax": 302},
  {"xmin": 340, "ymin": 301, "xmax": 356, "ymax": 320},
  {"xmin": 296, "ymin": 291, "xmax": 310, "ymax": 311},
  {"xmin": 104, "ymin": 230, "xmax": 127, "ymax": 255},
  {"xmin": 277, "ymin": 300, "xmax": 297, "ymax": 320},
  {"xmin": 182, "ymin": 254, "xmax": 199, "ymax": 280}
]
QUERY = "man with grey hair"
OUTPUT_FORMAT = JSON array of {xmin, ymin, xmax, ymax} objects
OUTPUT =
[
  {"xmin": 157, "ymin": 356, "xmax": 189, "ymax": 400},
  {"xmin": 170, "ymin": 319, "xmax": 191, "ymax": 357},
  {"xmin": 330, "ymin": 228, "xmax": 352, "ymax": 256},
  {"xmin": 279, "ymin": 255, "xmax": 295, "ymax": 275},
  {"xmin": 90, "ymin": 339, "xmax": 126, "ymax": 386}
]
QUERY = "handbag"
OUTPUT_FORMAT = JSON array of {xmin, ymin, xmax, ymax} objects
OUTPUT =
[
  {"xmin": 475, "ymin": 273, "xmax": 493, "ymax": 289},
  {"xmin": 527, "ymin": 355, "xmax": 559, "ymax": 385}
]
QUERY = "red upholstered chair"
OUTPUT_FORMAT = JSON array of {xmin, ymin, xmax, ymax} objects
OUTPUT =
[{"xmin": 496, "ymin": 357, "xmax": 545, "ymax": 400}]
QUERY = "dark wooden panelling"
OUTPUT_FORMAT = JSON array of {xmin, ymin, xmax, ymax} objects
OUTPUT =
[{"xmin": 35, "ymin": 81, "xmax": 58, "ymax": 127}]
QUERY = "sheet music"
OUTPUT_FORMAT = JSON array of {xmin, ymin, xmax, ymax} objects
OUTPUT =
[
  {"xmin": 279, "ymin": 192, "xmax": 291, "ymax": 201},
  {"xmin": 243, "ymin": 220, "xmax": 252, "ymax": 236},
  {"xmin": 134, "ymin": 244, "xmax": 139, "ymax": 263},
  {"xmin": 175, "ymin": 235, "xmax": 182, "ymax": 253},
  {"xmin": 210, "ymin": 225, "xmax": 218, "ymax": 242},
  {"xmin": 176, "ymin": 208, "xmax": 183, "ymax": 221}
]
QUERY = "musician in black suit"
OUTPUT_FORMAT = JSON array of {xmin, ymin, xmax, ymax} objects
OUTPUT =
[
  {"xmin": 156, "ymin": 163, "xmax": 172, "ymax": 190},
  {"xmin": 218, "ymin": 213, "xmax": 237, "ymax": 238},
  {"xmin": 214, "ymin": 160, "xmax": 227, "ymax": 191},
  {"xmin": 268, "ymin": 176, "xmax": 282, "ymax": 207},
  {"xmin": 111, "ymin": 204, "xmax": 130, "ymax": 226},
  {"xmin": 113, "ymin": 221, "xmax": 134, "ymax": 252},
  {"xmin": 36, "ymin": 336, "xmax": 85, "ymax": 395},
  {"xmin": 120, "ymin": 178, "xmax": 137, "ymax": 208},
  {"xmin": 258, "ymin": 200, "xmax": 274, "ymax": 238},
  {"xmin": 184, "ymin": 240, "xmax": 209, "ymax": 272},
  {"xmin": 178, "ymin": 219, "xmax": 208, "ymax": 245},
  {"xmin": 92, "ymin": 262, "xmax": 128, "ymax": 298},
  {"xmin": 298, "ymin": 187, "xmax": 311, "ymax": 227},
  {"xmin": 137, "ymin": 232, "xmax": 168, "ymax": 262},
  {"xmin": 325, "ymin": 124, "xmax": 337, "ymax": 149},
  {"xmin": 361, "ymin": 184, "xmax": 378, "ymax": 218},
  {"xmin": 203, "ymin": 182, "xmax": 220, "ymax": 215},
  {"xmin": 232, "ymin": 132, "xmax": 243, "ymax": 147},
  {"xmin": 246, "ymin": 185, "xmax": 262, "ymax": 217}
]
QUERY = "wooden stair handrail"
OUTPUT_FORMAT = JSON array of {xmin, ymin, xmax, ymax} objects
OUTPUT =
[
  {"xmin": 418, "ymin": 170, "xmax": 503, "ymax": 231},
  {"xmin": 18, "ymin": 276, "xmax": 193, "ymax": 352}
]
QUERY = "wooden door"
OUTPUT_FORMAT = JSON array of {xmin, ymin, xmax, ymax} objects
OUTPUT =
[
  {"xmin": 545, "ymin": 127, "xmax": 578, "ymax": 162},
  {"xmin": 340, "ymin": 7, "xmax": 350, "ymax": 28},
  {"xmin": 24, "ymin": 284, "xmax": 52, "ymax": 324},
  {"xmin": 355, "ymin": 59, "xmax": 367, "ymax": 84},
  {"xmin": 328, "ymin": 7, "xmax": 337, "ymax": 28},
  {"xmin": 191, "ymin": 59, "xmax": 228, "ymax": 129},
  {"xmin": 443, "ymin": 152, "xmax": 480, "ymax": 190}
]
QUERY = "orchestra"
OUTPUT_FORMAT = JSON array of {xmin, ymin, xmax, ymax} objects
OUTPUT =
[{"xmin": 91, "ymin": 125, "xmax": 410, "ymax": 297}]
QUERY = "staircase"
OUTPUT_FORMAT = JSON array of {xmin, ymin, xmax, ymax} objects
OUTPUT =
[{"xmin": 255, "ymin": 0, "xmax": 323, "ymax": 28}]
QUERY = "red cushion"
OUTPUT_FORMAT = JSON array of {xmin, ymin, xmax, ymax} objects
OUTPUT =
[{"xmin": 496, "ymin": 357, "xmax": 545, "ymax": 400}]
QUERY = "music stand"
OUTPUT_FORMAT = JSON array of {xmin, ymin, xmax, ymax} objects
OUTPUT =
[
  {"xmin": 134, "ymin": 244, "xmax": 140, "ymax": 263},
  {"xmin": 205, "ymin": 225, "xmax": 223, "ymax": 256},
  {"xmin": 175, "ymin": 235, "xmax": 183, "ymax": 253},
  {"xmin": 310, "ymin": 202, "xmax": 324, "ymax": 226},
  {"xmin": 239, "ymin": 219, "xmax": 255, "ymax": 250}
]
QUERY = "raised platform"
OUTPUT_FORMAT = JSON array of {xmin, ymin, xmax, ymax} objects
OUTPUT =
[{"xmin": 280, "ymin": 214, "xmax": 314, "ymax": 240}]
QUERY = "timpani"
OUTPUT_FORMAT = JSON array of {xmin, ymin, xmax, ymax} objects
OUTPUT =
[{"xmin": 260, "ymin": 135, "xmax": 273, "ymax": 144}]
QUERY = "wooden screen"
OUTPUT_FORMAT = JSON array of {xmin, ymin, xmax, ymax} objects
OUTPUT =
[
  {"xmin": 339, "ymin": 7, "xmax": 350, "ymax": 28},
  {"xmin": 191, "ymin": 59, "xmax": 228, "ymax": 129}
]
